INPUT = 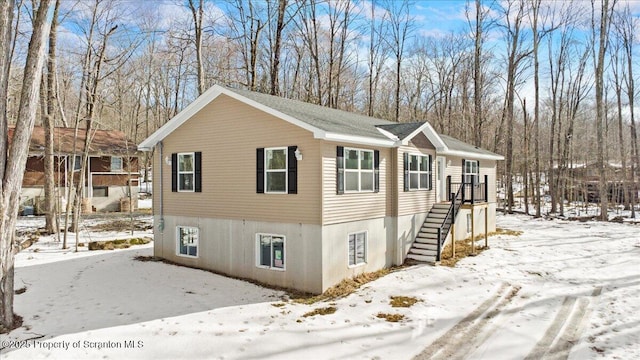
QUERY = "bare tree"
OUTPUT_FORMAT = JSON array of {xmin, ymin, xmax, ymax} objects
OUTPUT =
[
  {"xmin": 42, "ymin": 0, "xmax": 61, "ymax": 235},
  {"xmin": 1, "ymin": 0, "xmax": 53, "ymax": 330},
  {"xmin": 188, "ymin": 0, "xmax": 205, "ymax": 95},
  {"xmin": 384, "ymin": 0, "xmax": 414, "ymax": 122},
  {"xmin": 593, "ymin": 0, "xmax": 616, "ymax": 220},
  {"xmin": 499, "ymin": 0, "xmax": 531, "ymax": 213},
  {"xmin": 614, "ymin": 4, "xmax": 638, "ymax": 217}
]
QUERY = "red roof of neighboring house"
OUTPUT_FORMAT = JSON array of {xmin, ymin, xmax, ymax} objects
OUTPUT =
[{"xmin": 8, "ymin": 126, "xmax": 138, "ymax": 156}]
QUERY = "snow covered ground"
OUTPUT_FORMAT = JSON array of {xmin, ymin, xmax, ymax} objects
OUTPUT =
[{"xmin": 2, "ymin": 213, "xmax": 639, "ymax": 359}]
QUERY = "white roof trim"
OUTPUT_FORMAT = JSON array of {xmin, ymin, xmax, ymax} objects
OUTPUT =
[
  {"xmin": 417, "ymin": 122, "xmax": 448, "ymax": 151},
  {"xmin": 439, "ymin": 149, "xmax": 505, "ymax": 161},
  {"xmin": 321, "ymin": 132, "xmax": 397, "ymax": 148},
  {"xmin": 376, "ymin": 127, "xmax": 400, "ymax": 141},
  {"xmin": 399, "ymin": 122, "xmax": 431, "ymax": 145},
  {"xmin": 138, "ymin": 85, "xmax": 392, "ymax": 151}
]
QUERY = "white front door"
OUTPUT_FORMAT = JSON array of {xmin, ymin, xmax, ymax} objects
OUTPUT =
[{"xmin": 436, "ymin": 156, "xmax": 447, "ymax": 202}]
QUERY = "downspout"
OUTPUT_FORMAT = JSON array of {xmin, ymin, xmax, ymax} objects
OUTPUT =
[
  {"xmin": 158, "ymin": 141, "xmax": 165, "ymax": 259},
  {"xmin": 158, "ymin": 141, "xmax": 164, "ymax": 232}
]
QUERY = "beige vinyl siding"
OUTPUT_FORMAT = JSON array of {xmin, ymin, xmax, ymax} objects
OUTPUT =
[
  {"xmin": 481, "ymin": 160, "xmax": 498, "ymax": 202},
  {"xmin": 321, "ymin": 142, "xmax": 389, "ymax": 225},
  {"xmin": 397, "ymin": 141, "xmax": 436, "ymax": 217},
  {"xmin": 444, "ymin": 155, "xmax": 498, "ymax": 203},
  {"xmin": 159, "ymin": 94, "xmax": 322, "ymax": 224}
]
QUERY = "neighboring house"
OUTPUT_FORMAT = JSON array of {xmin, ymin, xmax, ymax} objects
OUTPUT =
[
  {"xmin": 138, "ymin": 85, "xmax": 504, "ymax": 294},
  {"xmin": 553, "ymin": 161, "xmax": 638, "ymax": 204},
  {"xmin": 12, "ymin": 126, "xmax": 140, "ymax": 214}
]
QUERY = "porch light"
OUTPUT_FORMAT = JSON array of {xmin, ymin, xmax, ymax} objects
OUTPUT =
[
  {"xmin": 294, "ymin": 148, "xmax": 302, "ymax": 161},
  {"xmin": 165, "ymin": 156, "xmax": 172, "ymax": 166}
]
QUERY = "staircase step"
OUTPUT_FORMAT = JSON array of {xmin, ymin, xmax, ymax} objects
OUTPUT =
[
  {"xmin": 406, "ymin": 254, "xmax": 436, "ymax": 263},
  {"xmin": 412, "ymin": 242, "xmax": 438, "ymax": 250},
  {"xmin": 425, "ymin": 218, "xmax": 445, "ymax": 224},
  {"xmin": 415, "ymin": 236, "xmax": 438, "ymax": 244},
  {"xmin": 410, "ymin": 248, "xmax": 437, "ymax": 256},
  {"xmin": 430, "ymin": 207, "xmax": 450, "ymax": 214},
  {"xmin": 427, "ymin": 212, "xmax": 447, "ymax": 218}
]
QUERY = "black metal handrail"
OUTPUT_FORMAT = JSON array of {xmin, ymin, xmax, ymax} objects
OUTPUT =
[
  {"xmin": 436, "ymin": 184, "xmax": 463, "ymax": 261},
  {"xmin": 447, "ymin": 175, "xmax": 489, "ymax": 203}
]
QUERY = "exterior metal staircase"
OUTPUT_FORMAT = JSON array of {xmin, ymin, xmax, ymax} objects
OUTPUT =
[{"xmin": 406, "ymin": 203, "xmax": 452, "ymax": 263}]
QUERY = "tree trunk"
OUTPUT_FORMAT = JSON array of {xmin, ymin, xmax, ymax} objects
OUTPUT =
[
  {"xmin": 0, "ymin": 0, "xmax": 52, "ymax": 330},
  {"xmin": 595, "ymin": 0, "xmax": 611, "ymax": 221},
  {"xmin": 188, "ymin": 0, "xmax": 205, "ymax": 95},
  {"xmin": 43, "ymin": 0, "xmax": 61, "ymax": 234}
]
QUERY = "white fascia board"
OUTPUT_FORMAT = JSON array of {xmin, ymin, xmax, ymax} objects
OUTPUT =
[
  {"xmin": 406, "ymin": 122, "xmax": 447, "ymax": 151},
  {"xmin": 439, "ymin": 149, "xmax": 505, "ymax": 161},
  {"xmin": 398, "ymin": 122, "xmax": 430, "ymax": 145},
  {"xmin": 376, "ymin": 127, "xmax": 400, "ymax": 141},
  {"xmin": 138, "ymin": 85, "xmax": 325, "ymax": 151},
  {"xmin": 138, "ymin": 85, "xmax": 225, "ymax": 151},
  {"xmin": 321, "ymin": 132, "xmax": 397, "ymax": 148},
  {"xmin": 220, "ymin": 88, "xmax": 324, "ymax": 137}
]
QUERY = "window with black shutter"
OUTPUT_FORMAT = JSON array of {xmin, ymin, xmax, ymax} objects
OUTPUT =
[{"xmin": 257, "ymin": 146, "xmax": 297, "ymax": 194}]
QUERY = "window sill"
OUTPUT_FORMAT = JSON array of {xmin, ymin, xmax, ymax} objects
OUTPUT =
[
  {"xmin": 176, "ymin": 253, "xmax": 198, "ymax": 259},
  {"xmin": 256, "ymin": 265, "xmax": 286, "ymax": 272},
  {"xmin": 348, "ymin": 262, "xmax": 366, "ymax": 269}
]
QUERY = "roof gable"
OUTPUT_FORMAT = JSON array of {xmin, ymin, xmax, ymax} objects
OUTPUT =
[{"xmin": 138, "ymin": 85, "xmax": 503, "ymax": 160}]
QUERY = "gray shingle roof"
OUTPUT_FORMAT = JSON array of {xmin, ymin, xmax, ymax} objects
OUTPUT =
[
  {"xmin": 440, "ymin": 134, "xmax": 502, "ymax": 158},
  {"xmin": 227, "ymin": 87, "xmax": 395, "ymax": 140},
  {"xmin": 376, "ymin": 122, "xmax": 425, "ymax": 140}
]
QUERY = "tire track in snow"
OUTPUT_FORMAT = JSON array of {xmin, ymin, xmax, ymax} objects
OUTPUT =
[
  {"xmin": 524, "ymin": 286, "xmax": 602, "ymax": 360},
  {"xmin": 414, "ymin": 282, "xmax": 521, "ymax": 360}
]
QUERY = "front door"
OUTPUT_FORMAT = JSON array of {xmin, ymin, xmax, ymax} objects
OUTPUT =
[{"xmin": 436, "ymin": 156, "xmax": 447, "ymax": 202}]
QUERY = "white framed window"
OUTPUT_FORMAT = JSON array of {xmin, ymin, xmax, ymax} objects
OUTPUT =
[
  {"xmin": 344, "ymin": 148, "xmax": 374, "ymax": 192},
  {"xmin": 265, "ymin": 148, "xmax": 287, "ymax": 193},
  {"xmin": 348, "ymin": 231, "xmax": 367, "ymax": 266},
  {"xmin": 464, "ymin": 160, "xmax": 480, "ymax": 185},
  {"xmin": 110, "ymin": 156, "xmax": 123, "ymax": 171},
  {"xmin": 409, "ymin": 154, "xmax": 430, "ymax": 190},
  {"xmin": 178, "ymin": 153, "xmax": 195, "ymax": 192},
  {"xmin": 256, "ymin": 234, "xmax": 285, "ymax": 270},
  {"xmin": 177, "ymin": 226, "xmax": 198, "ymax": 257}
]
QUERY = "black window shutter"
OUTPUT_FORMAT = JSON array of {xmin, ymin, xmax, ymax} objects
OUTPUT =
[
  {"xmin": 403, "ymin": 152, "xmax": 409, "ymax": 192},
  {"xmin": 171, "ymin": 153, "xmax": 177, "ymax": 192},
  {"xmin": 288, "ymin": 146, "xmax": 298, "ymax": 194},
  {"xmin": 257, "ymin": 148, "xmax": 265, "ymax": 193},
  {"xmin": 194, "ymin": 152, "xmax": 202, "ymax": 192},
  {"xmin": 462, "ymin": 158, "xmax": 466, "ymax": 183},
  {"xmin": 336, "ymin": 146, "xmax": 344, "ymax": 195},
  {"xmin": 428, "ymin": 154, "xmax": 433, "ymax": 190},
  {"xmin": 374, "ymin": 150, "xmax": 380, "ymax": 193}
]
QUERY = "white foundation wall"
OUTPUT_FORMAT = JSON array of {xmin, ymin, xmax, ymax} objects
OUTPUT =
[
  {"xmin": 395, "ymin": 212, "xmax": 429, "ymax": 264},
  {"xmin": 321, "ymin": 217, "xmax": 396, "ymax": 292},
  {"xmin": 452, "ymin": 203, "xmax": 497, "ymax": 241},
  {"xmin": 154, "ymin": 216, "xmax": 323, "ymax": 294}
]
